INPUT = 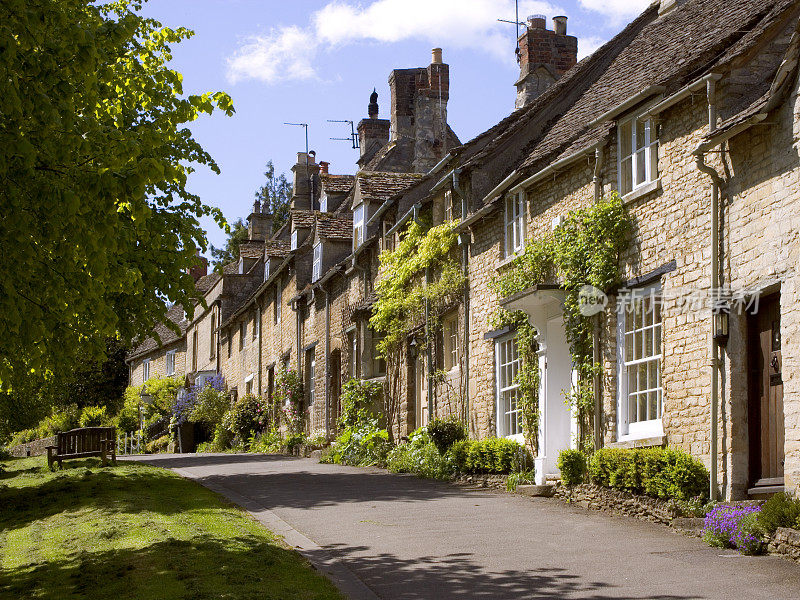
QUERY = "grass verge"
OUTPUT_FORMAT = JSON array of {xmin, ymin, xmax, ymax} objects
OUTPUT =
[{"xmin": 0, "ymin": 457, "xmax": 343, "ymax": 599}]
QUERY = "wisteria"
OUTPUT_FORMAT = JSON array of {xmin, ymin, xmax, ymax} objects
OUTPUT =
[
  {"xmin": 172, "ymin": 375, "xmax": 226, "ymax": 425},
  {"xmin": 702, "ymin": 504, "xmax": 762, "ymax": 554}
]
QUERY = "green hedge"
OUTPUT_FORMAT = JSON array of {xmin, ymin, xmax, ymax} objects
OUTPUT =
[
  {"xmin": 557, "ymin": 449, "xmax": 587, "ymax": 486},
  {"xmin": 450, "ymin": 438, "xmax": 529, "ymax": 474},
  {"xmin": 588, "ymin": 447, "xmax": 708, "ymax": 501}
]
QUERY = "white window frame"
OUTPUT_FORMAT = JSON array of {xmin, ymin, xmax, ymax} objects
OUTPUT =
[
  {"xmin": 239, "ymin": 321, "xmax": 247, "ymax": 351},
  {"xmin": 444, "ymin": 189, "xmax": 453, "ymax": 222},
  {"xmin": 353, "ymin": 204, "xmax": 365, "ymax": 251},
  {"xmin": 274, "ymin": 278, "xmax": 282, "ymax": 324},
  {"xmin": 142, "ymin": 358, "xmax": 151, "ymax": 382},
  {"xmin": 312, "ymin": 242, "xmax": 323, "ymax": 282},
  {"xmin": 245, "ymin": 373, "xmax": 254, "ymax": 397},
  {"xmin": 504, "ymin": 192, "xmax": 526, "ymax": 258},
  {"xmin": 264, "ymin": 258, "xmax": 272, "ymax": 281},
  {"xmin": 617, "ymin": 116, "xmax": 658, "ymax": 196},
  {"xmin": 617, "ymin": 283, "xmax": 664, "ymax": 440},
  {"xmin": 443, "ymin": 314, "xmax": 458, "ymax": 371},
  {"xmin": 495, "ymin": 334, "xmax": 523, "ymax": 441},
  {"xmin": 291, "ymin": 229, "xmax": 299, "ymax": 250},
  {"xmin": 320, "ymin": 192, "xmax": 328, "ymax": 213},
  {"xmin": 308, "ymin": 354, "xmax": 316, "ymax": 405},
  {"xmin": 253, "ymin": 310, "xmax": 259, "ymax": 340},
  {"xmin": 165, "ymin": 350, "xmax": 176, "ymax": 376}
]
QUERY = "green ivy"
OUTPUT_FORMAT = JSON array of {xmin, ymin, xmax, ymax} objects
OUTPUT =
[
  {"xmin": 492, "ymin": 193, "xmax": 632, "ymax": 449},
  {"xmin": 491, "ymin": 310, "xmax": 540, "ymax": 454},
  {"xmin": 371, "ymin": 219, "xmax": 464, "ymax": 355}
]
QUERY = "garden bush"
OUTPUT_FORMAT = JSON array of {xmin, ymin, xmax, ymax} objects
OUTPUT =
[
  {"xmin": 249, "ymin": 428, "xmax": 284, "ymax": 453},
  {"xmin": 9, "ymin": 428, "xmax": 41, "ymax": 447},
  {"xmin": 79, "ymin": 405, "xmax": 110, "ymax": 427},
  {"xmin": 275, "ymin": 369, "xmax": 304, "ymax": 434},
  {"xmin": 339, "ymin": 378, "xmax": 383, "ymax": 429},
  {"xmin": 446, "ymin": 437, "xmax": 528, "ymax": 474},
  {"xmin": 427, "ymin": 418, "xmax": 466, "ymax": 454},
  {"xmin": 285, "ymin": 433, "xmax": 306, "ymax": 453},
  {"xmin": 224, "ymin": 394, "xmax": 263, "ymax": 441},
  {"xmin": 557, "ymin": 449, "xmax": 587, "ymax": 486},
  {"xmin": 38, "ymin": 404, "xmax": 80, "ymax": 437},
  {"xmin": 387, "ymin": 429, "xmax": 452, "ymax": 480},
  {"xmin": 588, "ymin": 447, "xmax": 708, "ymax": 501},
  {"xmin": 703, "ymin": 504, "xmax": 763, "ymax": 555},
  {"xmin": 756, "ymin": 492, "xmax": 800, "ymax": 534},
  {"xmin": 145, "ymin": 434, "xmax": 171, "ymax": 454},
  {"xmin": 326, "ymin": 423, "xmax": 389, "ymax": 467},
  {"xmin": 189, "ymin": 385, "xmax": 230, "ymax": 428}
]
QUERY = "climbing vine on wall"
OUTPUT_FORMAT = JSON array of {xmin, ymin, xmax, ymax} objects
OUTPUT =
[
  {"xmin": 370, "ymin": 218, "xmax": 465, "ymax": 435},
  {"xmin": 492, "ymin": 193, "xmax": 632, "ymax": 452},
  {"xmin": 491, "ymin": 309, "xmax": 540, "ymax": 455}
]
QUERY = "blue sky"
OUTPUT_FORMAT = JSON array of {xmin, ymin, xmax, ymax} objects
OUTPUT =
[{"xmin": 140, "ymin": 0, "xmax": 651, "ymax": 252}]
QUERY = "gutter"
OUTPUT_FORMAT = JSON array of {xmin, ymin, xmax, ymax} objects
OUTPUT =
[
  {"xmin": 645, "ymin": 74, "xmax": 722, "ymax": 118},
  {"xmin": 587, "ymin": 85, "xmax": 666, "ymax": 128},
  {"xmin": 386, "ymin": 203, "xmax": 421, "ymax": 238},
  {"xmin": 508, "ymin": 144, "xmax": 597, "ymax": 196}
]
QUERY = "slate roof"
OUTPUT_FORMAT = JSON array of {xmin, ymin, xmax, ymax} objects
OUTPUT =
[
  {"xmin": 238, "ymin": 241, "xmax": 264, "ymax": 259},
  {"xmin": 128, "ymin": 303, "xmax": 188, "ymax": 360},
  {"xmin": 264, "ymin": 239, "xmax": 290, "ymax": 258},
  {"xmin": 455, "ymin": 0, "xmax": 797, "ymax": 201},
  {"xmin": 291, "ymin": 209, "xmax": 316, "ymax": 229},
  {"xmin": 316, "ymin": 213, "xmax": 353, "ymax": 241},
  {"xmin": 321, "ymin": 174, "xmax": 355, "ymax": 194},
  {"xmin": 357, "ymin": 171, "xmax": 424, "ymax": 203}
]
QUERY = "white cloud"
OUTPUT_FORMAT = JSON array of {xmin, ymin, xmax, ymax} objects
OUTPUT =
[
  {"xmin": 578, "ymin": 0, "xmax": 651, "ymax": 22},
  {"xmin": 227, "ymin": 26, "xmax": 317, "ymax": 84},
  {"xmin": 227, "ymin": 0, "xmax": 564, "ymax": 84}
]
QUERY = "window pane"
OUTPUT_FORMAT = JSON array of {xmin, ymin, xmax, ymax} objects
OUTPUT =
[
  {"xmin": 648, "ymin": 391, "xmax": 658, "ymax": 421},
  {"xmin": 644, "ymin": 327, "xmax": 653, "ymax": 357},
  {"xmin": 638, "ymin": 393, "xmax": 648, "ymax": 423},
  {"xmin": 634, "ymin": 331, "xmax": 643, "ymax": 360},
  {"xmin": 643, "ymin": 296, "xmax": 652, "ymax": 327},
  {"xmin": 628, "ymin": 368, "xmax": 638, "ymax": 395},
  {"xmin": 648, "ymin": 361, "xmax": 658, "ymax": 390},
  {"xmin": 654, "ymin": 325, "xmax": 662, "ymax": 355},
  {"xmin": 636, "ymin": 119, "xmax": 647, "ymax": 149},
  {"xmin": 621, "ymin": 157, "xmax": 632, "ymax": 194},
  {"xmin": 629, "ymin": 391, "xmax": 638, "ymax": 423},
  {"xmin": 620, "ymin": 122, "xmax": 632, "ymax": 157},
  {"xmin": 636, "ymin": 149, "xmax": 647, "ymax": 185},
  {"xmin": 625, "ymin": 332, "xmax": 633, "ymax": 359}
]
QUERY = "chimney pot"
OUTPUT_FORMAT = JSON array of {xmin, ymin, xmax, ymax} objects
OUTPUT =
[
  {"xmin": 431, "ymin": 47, "xmax": 443, "ymax": 65},
  {"xmin": 528, "ymin": 14, "xmax": 546, "ymax": 29},
  {"xmin": 553, "ymin": 15, "xmax": 567, "ymax": 36},
  {"xmin": 319, "ymin": 161, "xmax": 329, "ymax": 175}
]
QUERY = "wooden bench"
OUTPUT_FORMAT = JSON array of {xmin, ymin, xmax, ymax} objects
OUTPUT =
[{"xmin": 46, "ymin": 426, "xmax": 117, "ymax": 469}]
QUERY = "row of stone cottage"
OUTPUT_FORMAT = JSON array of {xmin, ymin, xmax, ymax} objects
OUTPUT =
[{"xmin": 128, "ymin": 0, "xmax": 800, "ymax": 500}]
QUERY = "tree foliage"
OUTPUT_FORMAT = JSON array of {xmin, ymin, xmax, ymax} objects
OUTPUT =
[
  {"xmin": 210, "ymin": 218, "xmax": 248, "ymax": 272},
  {"xmin": 0, "ymin": 0, "xmax": 234, "ymax": 392},
  {"xmin": 254, "ymin": 161, "xmax": 292, "ymax": 233}
]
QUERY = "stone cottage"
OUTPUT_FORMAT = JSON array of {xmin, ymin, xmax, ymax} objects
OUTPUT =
[{"xmin": 128, "ymin": 0, "xmax": 800, "ymax": 500}]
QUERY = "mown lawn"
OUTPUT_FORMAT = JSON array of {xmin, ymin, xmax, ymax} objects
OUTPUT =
[{"xmin": 0, "ymin": 457, "xmax": 343, "ymax": 600}]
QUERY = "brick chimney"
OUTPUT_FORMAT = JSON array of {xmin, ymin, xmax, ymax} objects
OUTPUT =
[
  {"xmin": 515, "ymin": 15, "xmax": 577, "ymax": 109},
  {"xmin": 388, "ymin": 48, "xmax": 451, "ymax": 172},
  {"xmin": 357, "ymin": 89, "xmax": 391, "ymax": 168},
  {"xmin": 187, "ymin": 251, "xmax": 208, "ymax": 282},
  {"xmin": 290, "ymin": 152, "xmax": 320, "ymax": 210},
  {"xmin": 248, "ymin": 199, "xmax": 273, "ymax": 241},
  {"xmin": 319, "ymin": 161, "xmax": 329, "ymax": 175}
]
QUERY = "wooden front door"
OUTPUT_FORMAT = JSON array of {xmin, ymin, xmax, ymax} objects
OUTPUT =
[{"xmin": 748, "ymin": 293, "xmax": 784, "ymax": 488}]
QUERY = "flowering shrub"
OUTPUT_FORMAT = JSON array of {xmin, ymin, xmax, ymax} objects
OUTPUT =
[
  {"xmin": 339, "ymin": 379, "xmax": 383, "ymax": 429},
  {"xmin": 223, "ymin": 394, "xmax": 264, "ymax": 441},
  {"xmin": 275, "ymin": 369, "xmax": 303, "ymax": 433},
  {"xmin": 173, "ymin": 375, "xmax": 224, "ymax": 425},
  {"xmin": 189, "ymin": 385, "xmax": 230, "ymax": 428},
  {"xmin": 703, "ymin": 504, "xmax": 763, "ymax": 554}
]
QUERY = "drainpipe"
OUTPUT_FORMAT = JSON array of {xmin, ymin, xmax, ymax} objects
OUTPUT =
[
  {"xmin": 425, "ymin": 266, "xmax": 434, "ymax": 421},
  {"xmin": 323, "ymin": 285, "xmax": 331, "ymax": 437},
  {"xmin": 453, "ymin": 168, "xmax": 470, "ymax": 427},
  {"xmin": 257, "ymin": 300, "xmax": 263, "ymax": 396},
  {"xmin": 593, "ymin": 144, "xmax": 604, "ymax": 450},
  {"xmin": 694, "ymin": 77, "xmax": 723, "ymax": 501}
]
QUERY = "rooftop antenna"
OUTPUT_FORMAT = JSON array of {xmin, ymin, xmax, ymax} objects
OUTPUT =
[
  {"xmin": 327, "ymin": 119, "xmax": 359, "ymax": 150},
  {"xmin": 284, "ymin": 122, "xmax": 314, "ymax": 209},
  {"xmin": 497, "ymin": 0, "xmax": 526, "ymax": 62}
]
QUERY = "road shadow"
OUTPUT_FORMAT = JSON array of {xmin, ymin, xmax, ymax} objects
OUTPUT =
[
  {"xmin": 306, "ymin": 543, "xmax": 700, "ymax": 600},
  {"xmin": 197, "ymin": 469, "xmax": 496, "ymax": 509}
]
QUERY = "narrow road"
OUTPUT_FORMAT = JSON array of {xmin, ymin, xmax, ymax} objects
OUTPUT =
[{"xmin": 130, "ymin": 454, "xmax": 800, "ymax": 599}]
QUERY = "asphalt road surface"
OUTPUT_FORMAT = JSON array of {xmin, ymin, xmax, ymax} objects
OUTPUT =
[{"xmin": 129, "ymin": 454, "xmax": 800, "ymax": 600}]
